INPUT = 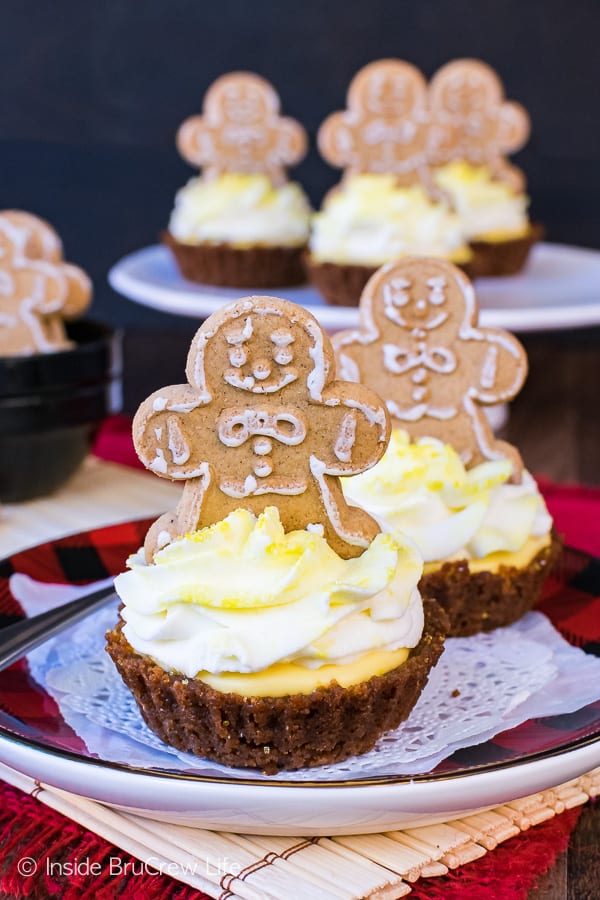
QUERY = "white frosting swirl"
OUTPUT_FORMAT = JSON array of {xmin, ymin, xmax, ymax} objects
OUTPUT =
[
  {"xmin": 342, "ymin": 431, "xmax": 552, "ymax": 563},
  {"xmin": 169, "ymin": 174, "xmax": 311, "ymax": 247},
  {"xmin": 434, "ymin": 162, "xmax": 529, "ymax": 242},
  {"xmin": 115, "ymin": 507, "xmax": 424, "ymax": 678},
  {"xmin": 309, "ymin": 175, "xmax": 470, "ymax": 265}
]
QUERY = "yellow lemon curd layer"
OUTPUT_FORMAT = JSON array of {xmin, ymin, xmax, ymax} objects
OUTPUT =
[
  {"xmin": 474, "ymin": 226, "xmax": 532, "ymax": 243},
  {"xmin": 196, "ymin": 647, "xmax": 410, "ymax": 697},
  {"xmin": 422, "ymin": 533, "xmax": 552, "ymax": 576},
  {"xmin": 448, "ymin": 245, "xmax": 473, "ymax": 262}
]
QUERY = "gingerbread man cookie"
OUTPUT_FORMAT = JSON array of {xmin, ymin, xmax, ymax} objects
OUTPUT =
[
  {"xmin": 0, "ymin": 211, "xmax": 91, "ymax": 358},
  {"xmin": 0, "ymin": 211, "xmax": 63, "ymax": 263},
  {"xmin": 332, "ymin": 258, "xmax": 527, "ymax": 478},
  {"xmin": 176, "ymin": 72, "xmax": 307, "ymax": 186},
  {"xmin": 428, "ymin": 59, "xmax": 530, "ymax": 191},
  {"xmin": 133, "ymin": 296, "xmax": 390, "ymax": 561},
  {"xmin": 318, "ymin": 59, "xmax": 438, "ymax": 193}
]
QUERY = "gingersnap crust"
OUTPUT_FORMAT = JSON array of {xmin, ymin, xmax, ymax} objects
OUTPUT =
[
  {"xmin": 419, "ymin": 530, "xmax": 561, "ymax": 638},
  {"xmin": 163, "ymin": 231, "xmax": 306, "ymax": 288},
  {"xmin": 466, "ymin": 223, "xmax": 543, "ymax": 279},
  {"xmin": 106, "ymin": 598, "xmax": 448, "ymax": 773}
]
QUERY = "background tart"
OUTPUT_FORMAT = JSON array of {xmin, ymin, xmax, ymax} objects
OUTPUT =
[
  {"xmin": 419, "ymin": 531, "xmax": 561, "ymax": 637},
  {"xmin": 164, "ymin": 232, "xmax": 306, "ymax": 287}
]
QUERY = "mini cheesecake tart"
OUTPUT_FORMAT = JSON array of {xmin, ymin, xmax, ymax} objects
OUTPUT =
[
  {"xmin": 306, "ymin": 175, "xmax": 472, "ymax": 306},
  {"xmin": 107, "ymin": 507, "xmax": 447, "ymax": 771},
  {"xmin": 433, "ymin": 162, "xmax": 541, "ymax": 278},
  {"xmin": 304, "ymin": 256, "xmax": 381, "ymax": 308},
  {"xmin": 342, "ymin": 431, "xmax": 559, "ymax": 637},
  {"xmin": 106, "ymin": 598, "xmax": 447, "ymax": 773},
  {"xmin": 165, "ymin": 174, "xmax": 311, "ymax": 288},
  {"xmin": 419, "ymin": 531, "xmax": 561, "ymax": 637}
]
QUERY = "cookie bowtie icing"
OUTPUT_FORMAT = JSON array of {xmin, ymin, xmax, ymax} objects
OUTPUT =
[
  {"xmin": 0, "ymin": 210, "xmax": 91, "ymax": 357},
  {"xmin": 133, "ymin": 295, "xmax": 391, "ymax": 560},
  {"xmin": 332, "ymin": 257, "xmax": 527, "ymax": 478},
  {"xmin": 176, "ymin": 72, "xmax": 307, "ymax": 186}
]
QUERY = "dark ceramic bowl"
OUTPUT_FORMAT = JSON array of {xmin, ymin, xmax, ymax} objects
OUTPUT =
[{"xmin": 0, "ymin": 320, "xmax": 122, "ymax": 502}]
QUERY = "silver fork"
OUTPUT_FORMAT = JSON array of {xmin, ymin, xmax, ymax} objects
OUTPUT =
[{"xmin": 0, "ymin": 586, "xmax": 116, "ymax": 672}]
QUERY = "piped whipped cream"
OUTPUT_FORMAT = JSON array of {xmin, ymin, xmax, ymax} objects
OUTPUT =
[
  {"xmin": 168, "ymin": 173, "xmax": 311, "ymax": 247},
  {"xmin": 434, "ymin": 162, "xmax": 530, "ymax": 242},
  {"xmin": 115, "ymin": 507, "xmax": 424, "ymax": 679},
  {"xmin": 309, "ymin": 174, "xmax": 470, "ymax": 265},
  {"xmin": 342, "ymin": 430, "xmax": 552, "ymax": 564}
]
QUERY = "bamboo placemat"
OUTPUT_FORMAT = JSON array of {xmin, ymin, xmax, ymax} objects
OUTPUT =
[
  {"xmin": 0, "ymin": 457, "xmax": 181, "ymax": 556},
  {"xmin": 1, "ymin": 762, "xmax": 598, "ymax": 900}
]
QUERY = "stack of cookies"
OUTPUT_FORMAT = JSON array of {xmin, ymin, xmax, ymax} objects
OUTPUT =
[
  {"xmin": 0, "ymin": 211, "xmax": 114, "ymax": 502},
  {"xmin": 0, "ymin": 210, "xmax": 91, "ymax": 358}
]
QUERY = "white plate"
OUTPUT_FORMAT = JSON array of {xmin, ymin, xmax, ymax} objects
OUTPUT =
[
  {"xmin": 2, "ymin": 526, "xmax": 600, "ymax": 835},
  {"xmin": 109, "ymin": 242, "xmax": 600, "ymax": 333},
  {"xmin": 1, "ymin": 729, "xmax": 598, "ymax": 835}
]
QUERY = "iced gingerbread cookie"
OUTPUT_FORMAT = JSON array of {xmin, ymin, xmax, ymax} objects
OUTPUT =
[
  {"xmin": 134, "ymin": 295, "xmax": 390, "ymax": 560},
  {"xmin": 428, "ymin": 59, "xmax": 530, "ymax": 191},
  {"xmin": 0, "ymin": 211, "xmax": 91, "ymax": 357},
  {"xmin": 177, "ymin": 72, "xmax": 307, "ymax": 186},
  {"xmin": 333, "ymin": 257, "xmax": 527, "ymax": 477},
  {"xmin": 318, "ymin": 59, "xmax": 438, "ymax": 192}
]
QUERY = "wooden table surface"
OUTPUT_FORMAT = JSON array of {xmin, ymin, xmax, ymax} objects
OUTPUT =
[
  {"xmin": 508, "ymin": 329, "xmax": 600, "ymax": 487},
  {"xmin": 528, "ymin": 804, "xmax": 599, "ymax": 900}
]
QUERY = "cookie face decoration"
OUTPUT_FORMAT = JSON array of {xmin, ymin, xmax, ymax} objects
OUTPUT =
[
  {"xmin": 176, "ymin": 72, "xmax": 307, "ymax": 185},
  {"xmin": 134, "ymin": 296, "xmax": 390, "ymax": 560},
  {"xmin": 429, "ymin": 59, "xmax": 530, "ymax": 190},
  {"xmin": 333, "ymin": 258, "xmax": 527, "ymax": 478},
  {"xmin": 0, "ymin": 211, "xmax": 92, "ymax": 357},
  {"xmin": 318, "ymin": 60, "xmax": 436, "ymax": 190}
]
